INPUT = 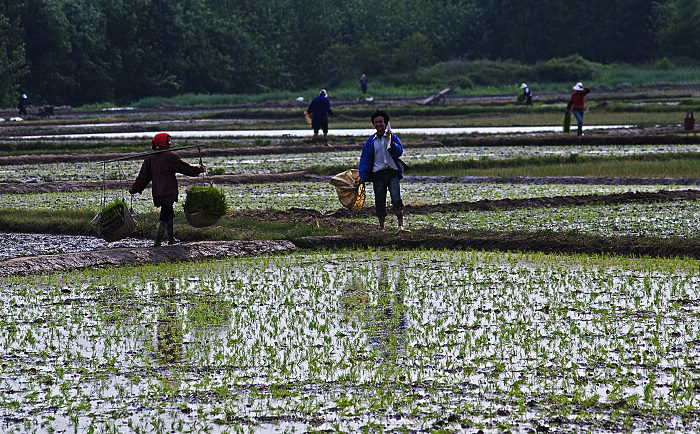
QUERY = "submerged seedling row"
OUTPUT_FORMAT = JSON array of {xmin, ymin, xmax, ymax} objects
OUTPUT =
[{"xmin": 1, "ymin": 249, "xmax": 699, "ymax": 432}]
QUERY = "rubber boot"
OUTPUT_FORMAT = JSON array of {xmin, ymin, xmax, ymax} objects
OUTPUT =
[
  {"xmin": 577, "ymin": 125, "xmax": 583, "ymax": 136},
  {"xmin": 155, "ymin": 222, "xmax": 166, "ymax": 247},
  {"xmin": 167, "ymin": 220, "xmax": 178, "ymax": 245}
]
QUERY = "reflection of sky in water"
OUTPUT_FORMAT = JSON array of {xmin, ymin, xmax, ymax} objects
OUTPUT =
[
  {"xmin": 2, "ymin": 143, "xmax": 700, "ymax": 182},
  {"xmin": 1, "ymin": 250, "xmax": 699, "ymax": 432}
]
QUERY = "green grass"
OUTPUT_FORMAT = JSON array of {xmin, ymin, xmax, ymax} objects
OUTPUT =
[{"xmin": 0, "ymin": 209, "xmax": 336, "ymax": 241}]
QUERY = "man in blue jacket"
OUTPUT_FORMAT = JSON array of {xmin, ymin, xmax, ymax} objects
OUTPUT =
[
  {"xmin": 307, "ymin": 89, "xmax": 333, "ymax": 143},
  {"xmin": 359, "ymin": 110, "xmax": 409, "ymax": 233}
]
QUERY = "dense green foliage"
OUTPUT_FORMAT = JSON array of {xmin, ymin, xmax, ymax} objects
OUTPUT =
[{"xmin": 0, "ymin": 0, "xmax": 698, "ymax": 107}]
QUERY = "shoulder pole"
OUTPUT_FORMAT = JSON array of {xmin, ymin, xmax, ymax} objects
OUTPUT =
[{"xmin": 101, "ymin": 144, "xmax": 206, "ymax": 163}]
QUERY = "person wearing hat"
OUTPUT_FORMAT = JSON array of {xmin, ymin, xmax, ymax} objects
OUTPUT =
[
  {"xmin": 129, "ymin": 133, "xmax": 205, "ymax": 246},
  {"xmin": 567, "ymin": 82, "xmax": 591, "ymax": 136},
  {"xmin": 358, "ymin": 110, "xmax": 409, "ymax": 233},
  {"xmin": 306, "ymin": 89, "xmax": 334, "ymax": 143},
  {"xmin": 520, "ymin": 83, "xmax": 532, "ymax": 106},
  {"xmin": 17, "ymin": 93, "xmax": 28, "ymax": 116}
]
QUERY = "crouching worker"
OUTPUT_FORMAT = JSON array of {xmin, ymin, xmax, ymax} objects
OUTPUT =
[
  {"xmin": 129, "ymin": 133, "xmax": 205, "ymax": 246},
  {"xmin": 359, "ymin": 110, "xmax": 409, "ymax": 233}
]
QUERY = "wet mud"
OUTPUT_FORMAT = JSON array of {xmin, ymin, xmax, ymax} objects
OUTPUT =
[{"xmin": 0, "ymin": 240, "xmax": 295, "ymax": 277}]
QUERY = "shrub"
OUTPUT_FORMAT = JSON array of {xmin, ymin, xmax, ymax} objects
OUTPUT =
[
  {"xmin": 653, "ymin": 57, "xmax": 676, "ymax": 70},
  {"xmin": 533, "ymin": 55, "xmax": 597, "ymax": 82},
  {"xmin": 464, "ymin": 60, "xmax": 529, "ymax": 86}
]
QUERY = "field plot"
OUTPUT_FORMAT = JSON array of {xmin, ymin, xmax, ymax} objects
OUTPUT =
[
  {"xmin": 2, "ymin": 144, "xmax": 700, "ymax": 182},
  {"xmin": 1, "ymin": 249, "xmax": 699, "ymax": 433},
  {"xmin": 1, "ymin": 183, "xmax": 697, "ymax": 215},
  {"xmin": 396, "ymin": 199, "xmax": 700, "ymax": 238}
]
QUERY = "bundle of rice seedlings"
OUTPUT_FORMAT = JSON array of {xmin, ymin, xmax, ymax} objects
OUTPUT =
[
  {"xmin": 562, "ymin": 110, "xmax": 571, "ymax": 133},
  {"xmin": 93, "ymin": 198, "xmax": 137, "ymax": 242},
  {"xmin": 184, "ymin": 186, "xmax": 228, "ymax": 227}
]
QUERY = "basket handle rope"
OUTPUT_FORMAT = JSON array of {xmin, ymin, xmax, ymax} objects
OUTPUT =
[{"xmin": 197, "ymin": 145, "xmax": 212, "ymax": 186}]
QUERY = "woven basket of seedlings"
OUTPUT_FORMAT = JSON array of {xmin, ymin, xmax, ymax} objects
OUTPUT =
[
  {"xmin": 183, "ymin": 185, "xmax": 228, "ymax": 228},
  {"xmin": 92, "ymin": 198, "xmax": 137, "ymax": 242}
]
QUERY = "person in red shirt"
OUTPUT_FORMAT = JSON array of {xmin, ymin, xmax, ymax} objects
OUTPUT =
[
  {"xmin": 130, "ymin": 133, "xmax": 205, "ymax": 246},
  {"xmin": 566, "ymin": 82, "xmax": 591, "ymax": 136}
]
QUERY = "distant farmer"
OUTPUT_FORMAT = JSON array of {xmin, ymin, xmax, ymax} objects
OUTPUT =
[
  {"xmin": 360, "ymin": 74, "xmax": 369, "ymax": 94},
  {"xmin": 17, "ymin": 93, "xmax": 28, "ymax": 116},
  {"xmin": 129, "ymin": 133, "xmax": 205, "ymax": 246},
  {"xmin": 520, "ymin": 83, "xmax": 532, "ymax": 106},
  {"xmin": 567, "ymin": 82, "xmax": 591, "ymax": 136},
  {"xmin": 307, "ymin": 89, "xmax": 334, "ymax": 142},
  {"xmin": 359, "ymin": 110, "xmax": 409, "ymax": 233}
]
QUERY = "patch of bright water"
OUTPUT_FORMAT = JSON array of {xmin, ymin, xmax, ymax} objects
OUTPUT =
[
  {"xmin": 14, "ymin": 125, "xmax": 631, "ymax": 139},
  {"xmin": 0, "ymin": 232, "xmax": 152, "ymax": 260}
]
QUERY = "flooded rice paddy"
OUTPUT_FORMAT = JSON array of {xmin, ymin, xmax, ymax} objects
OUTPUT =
[
  {"xmin": 2, "ymin": 182, "xmax": 697, "ymax": 215},
  {"xmin": 1, "ymin": 249, "xmax": 699, "ymax": 433},
  {"xmin": 15, "ymin": 125, "xmax": 629, "ymax": 140},
  {"xmin": 3, "ymin": 143, "xmax": 698, "ymax": 182}
]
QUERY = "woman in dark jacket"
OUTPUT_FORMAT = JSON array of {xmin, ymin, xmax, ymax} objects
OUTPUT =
[{"xmin": 130, "ymin": 133, "xmax": 205, "ymax": 246}]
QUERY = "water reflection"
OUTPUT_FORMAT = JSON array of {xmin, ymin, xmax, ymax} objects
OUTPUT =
[
  {"xmin": 345, "ymin": 260, "xmax": 408, "ymax": 358},
  {"xmin": 156, "ymin": 280, "xmax": 183, "ymax": 365}
]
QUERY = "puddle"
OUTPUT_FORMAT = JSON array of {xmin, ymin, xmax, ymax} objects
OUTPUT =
[
  {"xmin": 0, "ymin": 232, "xmax": 152, "ymax": 260},
  {"xmin": 13, "ymin": 125, "xmax": 631, "ymax": 140}
]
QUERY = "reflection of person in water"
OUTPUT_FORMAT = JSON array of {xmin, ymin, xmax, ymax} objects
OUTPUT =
[
  {"xmin": 367, "ymin": 260, "xmax": 407, "ymax": 356},
  {"xmin": 156, "ymin": 280, "xmax": 183, "ymax": 364}
]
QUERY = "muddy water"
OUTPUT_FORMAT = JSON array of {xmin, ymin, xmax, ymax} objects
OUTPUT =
[
  {"xmin": 0, "ymin": 232, "xmax": 152, "ymax": 260},
  {"xmin": 15, "ymin": 125, "xmax": 630, "ymax": 139}
]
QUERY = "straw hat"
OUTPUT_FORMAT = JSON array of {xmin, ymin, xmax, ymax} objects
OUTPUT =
[{"xmin": 573, "ymin": 82, "xmax": 584, "ymax": 91}]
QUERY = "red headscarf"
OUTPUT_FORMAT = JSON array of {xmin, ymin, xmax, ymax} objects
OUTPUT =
[{"xmin": 152, "ymin": 133, "xmax": 171, "ymax": 148}]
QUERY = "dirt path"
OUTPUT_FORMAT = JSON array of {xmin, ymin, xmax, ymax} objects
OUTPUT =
[{"xmin": 0, "ymin": 240, "xmax": 295, "ymax": 277}]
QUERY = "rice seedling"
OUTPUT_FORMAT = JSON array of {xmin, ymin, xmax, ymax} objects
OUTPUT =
[
  {"xmin": 3, "ymin": 144, "xmax": 700, "ymax": 182},
  {"xmin": 1, "ymin": 249, "xmax": 699, "ymax": 432}
]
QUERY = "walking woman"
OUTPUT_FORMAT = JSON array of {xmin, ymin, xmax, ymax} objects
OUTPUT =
[{"xmin": 129, "ymin": 133, "xmax": 205, "ymax": 246}]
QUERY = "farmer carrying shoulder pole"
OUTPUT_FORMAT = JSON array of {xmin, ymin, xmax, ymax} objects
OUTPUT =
[
  {"xmin": 567, "ymin": 82, "xmax": 591, "ymax": 136},
  {"xmin": 129, "ymin": 133, "xmax": 205, "ymax": 246},
  {"xmin": 358, "ymin": 110, "xmax": 410, "ymax": 233}
]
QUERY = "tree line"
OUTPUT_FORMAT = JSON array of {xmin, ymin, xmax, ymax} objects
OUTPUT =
[{"xmin": 1, "ymin": 0, "xmax": 698, "ymax": 108}]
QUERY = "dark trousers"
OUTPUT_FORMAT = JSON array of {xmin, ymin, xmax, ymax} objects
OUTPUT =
[
  {"xmin": 159, "ymin": 203, "xmax": 175, "ymax": 222},
  {"xmin": 372, "ymin": 169, "xmax": 403, "ymax": 218}
]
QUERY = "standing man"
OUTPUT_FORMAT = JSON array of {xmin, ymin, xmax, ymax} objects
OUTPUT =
[
  {"xmin": 307, "ymin": 89, "xmax": 333, "ymax": 143},
  {"xmin": 360, "ymin": 74, "xmax": 369, "ymax": 94},
  {"xmin": 129, "ymin": 133, "xmax": 205, "ymax": 246},
  {"xmin": 17, "ymin": 93, "xmax": 28, "ymax": 116},
  {"xmin": 567, "ymin": 82, "xmax": 591, "ymax": 136},
  {"xmin": 359, "ymin": 110, "xmax": 409, "ymax": 233},
  {"xmin": 520, "ymin": 83, "xmax": 533, "ymax": 106}
]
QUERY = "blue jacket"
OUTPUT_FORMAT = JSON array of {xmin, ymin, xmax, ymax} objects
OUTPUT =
[
  {"xmin": 358, "ymin": 133, "xmax": 403, "ymax": 181},
  {"xmin": 307, "ymin": 95, "xmax": 333, "ymax": 122}
]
